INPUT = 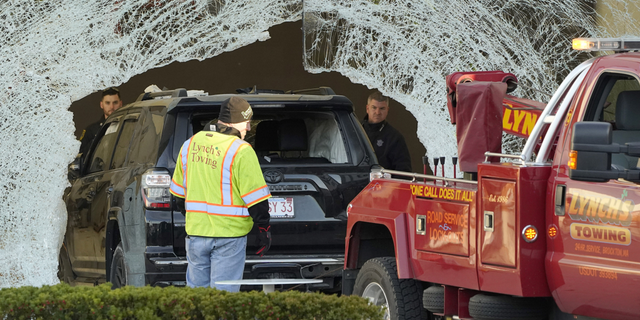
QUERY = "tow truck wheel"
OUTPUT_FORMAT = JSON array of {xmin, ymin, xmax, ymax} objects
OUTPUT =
[
  {"xmin": 353, "ymin": 257, "xmax": 427, "ymax": 320},
  {"xmin": 468, "ymin": 294, "xmax": 549, "ymax": 320},
  {"xmin": 109, "ymin": 243, "xmax": 128, "ymax": 289},
  {"xmin": 422, "ymin": 285, "xmax": 444, "ymax": 313}
]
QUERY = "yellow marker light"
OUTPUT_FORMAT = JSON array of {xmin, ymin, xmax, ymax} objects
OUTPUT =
[
  {"xmin": 568, "ymin": 150, "xmax": 578, "ymax": 169},
  {"xmin": 522, "ymin": 225, "xmax": 538, "ymax": 243},
  {"xmin": 572, "ymin": 38, "xmax": 595, "ymax": 51},
  {"xmin": 548, "ymin": 225, "xmax": 558, "ymax": 239}
]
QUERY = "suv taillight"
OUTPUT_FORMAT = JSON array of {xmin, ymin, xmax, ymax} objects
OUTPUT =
[{"xmin": 141, "ymin": 169, "xmax": 172, "ymax": 209}]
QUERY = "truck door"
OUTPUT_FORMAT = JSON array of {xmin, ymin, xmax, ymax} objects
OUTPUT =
[{"xmin": 549, "ymin": 68, "xmax": 640, "ymax": 319}]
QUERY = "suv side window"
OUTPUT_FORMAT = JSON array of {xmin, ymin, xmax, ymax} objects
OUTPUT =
[
  {"xmin": 87, "ymin": 121, "xmax": 120, "ymax": 174},
  {"xmin": 126, "ymin": 107, "xmax": 165, "ymax": 166},
  {"xmin": 110, "ymin": 115, "xmax": 139, "ymax": 169}
]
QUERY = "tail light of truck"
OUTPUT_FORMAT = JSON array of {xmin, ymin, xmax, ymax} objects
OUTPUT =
[
  {"xmin": 141, "ymin": 169, "xmax": 172, "ymax": 209},
  {"xmin": 568, "ymin": 150, "xmax": 578, "ymax": 169}
]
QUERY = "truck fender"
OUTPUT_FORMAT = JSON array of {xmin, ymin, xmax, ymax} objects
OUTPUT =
[
  {"xmin": 346, "ymin": 213, "xmax": 414, "ymax": 279},
  {"xmin": 394, "ymin": 212, "xmax": 413, "ymax": 279}
]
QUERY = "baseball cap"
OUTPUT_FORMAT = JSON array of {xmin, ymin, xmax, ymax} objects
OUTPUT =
[{"xmin": 219, "ymin": 97, "xmax": 253, "ymax": 124}]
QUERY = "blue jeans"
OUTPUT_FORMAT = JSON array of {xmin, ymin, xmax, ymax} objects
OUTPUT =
[{"xmin": 185, "ymin": 235, "xmax": 247, "ymax": 292}]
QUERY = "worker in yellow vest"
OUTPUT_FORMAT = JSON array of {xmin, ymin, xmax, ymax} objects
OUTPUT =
[{"xmin": 170, "ymin": 96, "xmax": 271, "ymax": 291}]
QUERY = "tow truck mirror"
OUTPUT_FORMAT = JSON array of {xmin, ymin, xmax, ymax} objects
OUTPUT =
[{"xmin": 569, "ymin": 122, "xmax": 613, "ymax": 182}]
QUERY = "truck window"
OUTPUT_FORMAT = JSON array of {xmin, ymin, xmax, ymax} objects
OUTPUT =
[
  {"xmin": 603, "ymin": 78, "xmax": 640, "ymax": 122},
  {"xmin": 584, "ymin": 73, "xmax": 640, "ymax": 122},
  {"xmin": 584, "ymin": 72, "xmax": 640, "ymax": 169}
]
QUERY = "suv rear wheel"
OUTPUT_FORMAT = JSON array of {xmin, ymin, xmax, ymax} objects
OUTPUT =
[
  {"xmin": 353, "ymin": 257, "xmax": 426, "ymax": 320},
  {"xmin": 110, "ymin": 243, "xmax": 128, "ymax": 289}
]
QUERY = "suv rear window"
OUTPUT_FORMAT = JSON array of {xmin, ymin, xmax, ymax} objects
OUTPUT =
[{"xmin": 183, "ymin": 111, "xmax": 349, "ymax": 164}]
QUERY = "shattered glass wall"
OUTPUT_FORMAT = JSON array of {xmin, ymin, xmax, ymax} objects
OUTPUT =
[
  {"xmin": 0, "ymin": 0, "xmax": 300, "ymax": 288},
  {"xmin": 303, "ymin": 0, "xmax": 640, "ymax": 176},
  {"xmin": 2, "ymin": 0, "xmax": 640, "ymax": 288}
]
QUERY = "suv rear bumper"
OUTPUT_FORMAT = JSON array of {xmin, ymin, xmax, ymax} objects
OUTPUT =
[{"xmin": 146, "ymin": 254, "xmax": 344, "ymax": 291}]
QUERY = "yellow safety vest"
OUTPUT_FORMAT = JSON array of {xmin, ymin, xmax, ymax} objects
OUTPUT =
[{"xmin": 170, "ymin": 131, "xmax": 271, "ymax": 237}]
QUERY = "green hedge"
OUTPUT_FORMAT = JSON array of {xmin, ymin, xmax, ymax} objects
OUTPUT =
[{"xmin": 0, "ymin": 283, "xmax": 384, "ymax": 320}]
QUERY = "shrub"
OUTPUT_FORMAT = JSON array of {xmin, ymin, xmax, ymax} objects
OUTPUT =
[{"xmin": 0, "ymin": 283, "xmax": 384, "ymax": 320}]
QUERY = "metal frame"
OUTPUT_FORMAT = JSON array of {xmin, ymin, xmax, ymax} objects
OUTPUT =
[
  {"xmin": 522, "ymin": 59, "xmax": 595, "ymax": 163},
  {"xmin": 376, "ymin": 168, "xmax": 478, "ymax": 185}
]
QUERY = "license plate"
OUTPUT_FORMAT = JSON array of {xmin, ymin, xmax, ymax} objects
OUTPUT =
[{"xmin": 268, "ymin": 197, "xmax": 294, "ymax": 218}]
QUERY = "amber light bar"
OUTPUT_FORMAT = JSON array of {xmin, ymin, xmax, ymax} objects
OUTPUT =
[{"xmin": 573, "ymin": 38, "xmax": 640, "ymax": 52}]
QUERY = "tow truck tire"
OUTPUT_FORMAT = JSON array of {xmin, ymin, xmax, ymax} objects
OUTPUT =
[
  {"xmin": 109, "ymin": 243, "xmax": 128, "ymax": 289},
  {"xmin": 468, "ymin": 294, "xmax": 549, "ymax": 320},
  {"xmin": 422, "ymin": 285, "xmax": 444, "ymax": 313},
  {"xmin": 353, "ymin": 257, "xmax": 427, "ymax": 320}
]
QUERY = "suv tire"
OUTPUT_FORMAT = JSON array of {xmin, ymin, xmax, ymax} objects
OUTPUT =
[
  {"xmin": 110, "ymin": 243, "xmax": 127, "ymax": 289},
  {"xmin": 353, "ymin": 257, "xmax": 426, "ymax": 320}
]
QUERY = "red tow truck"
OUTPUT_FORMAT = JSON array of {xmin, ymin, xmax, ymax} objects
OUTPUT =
[{"xmin": 343, "ymin": 38, "xmax": 640, "ymax": 320}]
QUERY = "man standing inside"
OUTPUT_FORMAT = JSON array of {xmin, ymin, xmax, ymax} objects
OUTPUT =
[
  {"xmin": 362, "ymin": 91, "xmax": 413, "ymax": 172},
  {"xmin": 170, "ymin": 96, "xmax": 272, "ymax": 292},
  {"xmin": 78, "ymin": 87, "xmax": 122, "ymax": 157}
]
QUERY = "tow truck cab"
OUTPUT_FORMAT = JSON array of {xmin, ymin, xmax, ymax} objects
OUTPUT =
[{"xmin": 343, "ymin": 38, "xmax": 640, "ymax": 320}]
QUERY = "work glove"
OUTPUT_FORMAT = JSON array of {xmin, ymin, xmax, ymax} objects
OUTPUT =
[{"xmin": 255, "ymin": 225, "xmax": 271, "ymax": 257}]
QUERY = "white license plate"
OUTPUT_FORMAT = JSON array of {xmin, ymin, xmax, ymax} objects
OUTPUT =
[{"xmin": 268, "ymin": 197, "xmax": 294, "ymax": 218}]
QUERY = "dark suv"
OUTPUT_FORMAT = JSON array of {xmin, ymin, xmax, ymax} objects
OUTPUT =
[{"xmin": 60, "ymin": 87, "xmax": 377, "ymax": 291}]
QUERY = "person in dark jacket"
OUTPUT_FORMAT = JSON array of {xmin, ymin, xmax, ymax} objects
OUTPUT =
[
  {"xmin": 78, "ymin": 87, "xmax": 122, "ymax": 157},
  {"xmin": 362, "ymin": 91, "xmax": 412, "ymax": 172}
]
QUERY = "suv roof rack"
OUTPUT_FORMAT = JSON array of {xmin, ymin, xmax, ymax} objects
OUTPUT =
[
  {"xmin": 235, "ymin": 86, "xmax": 337, "ymax": 96},
  {"xmin": 136, "ymin": 88, "xmax": 188, "ymax": 102},
  {"xmin": 285, "ymin": 87, "xmax": 336, "ymax": 95},
  {"xmin": 236, "ymin": 86, "xmax": 285, "ymax": 94}
]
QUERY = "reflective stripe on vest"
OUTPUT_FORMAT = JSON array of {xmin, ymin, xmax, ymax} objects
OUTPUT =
[
  {"xmin": 221, "ymin": 139, "xmax": 246, "ymax": 206},
  {"xmin": 180, "ymin": 138, "xmax": 192, "ymax": 191},
  {"xmin": 170, "ymin": 179, "xmax": 185, "ymax": 197},
  {"xmin": 242, "ymin": 185, "xmax": 270, "ymax": 207},
  {"xmin": 185, "ymin": 201, "xmax": 249, "ymax": 217}
]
